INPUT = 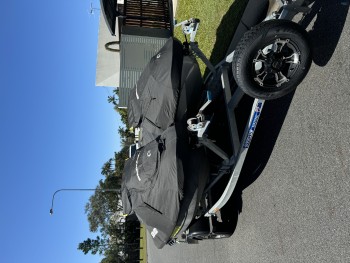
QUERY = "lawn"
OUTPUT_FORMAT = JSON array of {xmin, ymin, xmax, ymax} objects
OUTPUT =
[
  {"xmin": 139, "ymin": 224, "xmax": 147, "ymax": 263},
  {"xmin": 174, "ymin": 0, "xmax": 248, "ymax": 74}
]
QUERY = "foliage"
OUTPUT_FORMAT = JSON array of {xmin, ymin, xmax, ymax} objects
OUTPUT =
[
  {"xmin": 101, "ymin": 147, "xmax": 128, "ymax": 178},
  {"xmin": 84, "ymin": 178, "xmax": 121, "ymax": 233},
  {"xmin": 78, "ymin": 236, "xmax": 108, "ymax": 255},
  {"xmin": 78, "ymin": 234, "xmax": 128, "ymax": 262},
  {"xmin": 81, "ymin": 174, "xmax": 128, "ymax": 261},
  {"xmin": 118, "ymin": 127, "xmax": 134, "ymax": 148},
  {"xmin": 101, "ymin": 248, "xmax": 126, "ymax": 263},
  {"xmin": 108, "ymin": 88, "xmax": 134, "ymax": 148},
  {"xmin": 81, "ymin": 87, "xmax": 132, "ymax": 261},
  {"xmin": 116, "ymin": 107, "xmax": 128, "ymax": 127},
  {"xmin": 108, "ymin": 89, "xmax": 129, "ymax": 126},
  {"xmin": 113, "ymin": 147, "xmax": 129, "ymax": 177}
]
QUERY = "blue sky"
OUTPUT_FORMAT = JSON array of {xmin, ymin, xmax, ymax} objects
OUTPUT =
[{"xmin": 0, "ymin": 1, "xmax": 121, "ymax": 262}]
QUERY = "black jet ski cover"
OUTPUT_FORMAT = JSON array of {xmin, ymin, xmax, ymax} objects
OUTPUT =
[
  {"xmin": 121, "ymin": 126, "xmax": 186, "ymax": 249},
  {"xmin": 127, "ymin": 37, "xmax": 183, "ymax": 146}
]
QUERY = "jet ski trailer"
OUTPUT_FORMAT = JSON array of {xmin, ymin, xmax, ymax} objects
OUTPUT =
[
  {"xmin": 170, "ymin": 0, "xmax": 313, "ymax": 246},
  {"xmin": 123, "ymin": 0, "xmax": 313, "ymax": 247}
]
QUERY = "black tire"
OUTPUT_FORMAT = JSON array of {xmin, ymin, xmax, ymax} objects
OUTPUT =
[
  {"xmin": 232, "ymin": 20, "xmax": 312, "ymax": 100},
  {"xmin": 187, "ymin": 217, "xmax": 210, "ymax": 240},
  {"xmin": 211, "ymin": 220, "xmax": 234, "ymax": 239}
]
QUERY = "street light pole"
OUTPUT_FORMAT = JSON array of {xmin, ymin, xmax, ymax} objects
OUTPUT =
[{"xmin": 49, "ymin": 188, "xmax": 120, "ymax": 216}]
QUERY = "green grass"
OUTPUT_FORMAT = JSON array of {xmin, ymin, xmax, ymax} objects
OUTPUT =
[
  {"xmin": 174, "ymin": 0, "xmax": 248, "ymax": 75},
  {"xmin": 139, "ymin": 224, "xmax": 147, "ymax": 263}
]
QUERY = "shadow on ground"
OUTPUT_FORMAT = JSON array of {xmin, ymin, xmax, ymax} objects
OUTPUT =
[{"xmin": 301, "ymin": 0, "xmax": 349, "ymax": 66}]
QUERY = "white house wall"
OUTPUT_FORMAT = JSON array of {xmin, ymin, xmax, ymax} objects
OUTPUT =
[{"xmin": 95, "ymin": 10, "xmax": 120, "ymax": 87}]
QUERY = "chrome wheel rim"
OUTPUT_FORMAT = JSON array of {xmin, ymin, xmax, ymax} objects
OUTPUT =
[{"xmin": 252, "ymin": 38, "xmax": 301, "ymax": 88}]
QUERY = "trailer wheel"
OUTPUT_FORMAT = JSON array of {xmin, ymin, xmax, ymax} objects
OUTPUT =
[
  {"xmin": 232, "ymin": 20, "xmax": 311, "ymax": 100},
  {"xmin": 211, "ymin": 221, "xmax": 234, "ymax": 239},
  {"xmin": 187, "ymin": 217, "xmax": 210, "ymax": 240}
]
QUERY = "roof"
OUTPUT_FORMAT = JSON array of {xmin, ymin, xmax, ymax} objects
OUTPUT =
[{"xmin": 100, "ymin": 0, "xmax": 118, "ymax": 35}]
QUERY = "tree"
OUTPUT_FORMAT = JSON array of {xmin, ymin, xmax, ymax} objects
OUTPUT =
[
  {"xmin": 115, "ymin": 107, "xmax": 128, "ymax": 127},
  {"xmin": 118, "ymin": 127, "xmax": 134, "ymax": 147},
  {"xmin": 85, "ymin": 177, "xmax": 122, "ymax": 233},
  {"xmin": 101, "ymin": 158, "xmax": 113, "ymax": 177},
  {"xmin": 113, "ymin": 147, "xmax": 129, "ymax": 176},
  {"xmin": 78, "ymin": 236, "xmax": 108, "ymax": 255},
  {"xmin": 100, "ymin": 149, "xmax": 128, "ymax": 178},
  {"xmin": 107, "ymin": 89, "xmax": 128, "ymax": 126},
  {"xmin": 101, "ymin": 248, "xmax": 127, "ymax": 263},
  {"xmin": 107, "ymin": 95, "xmax": 118, "ymax": 106},
  {"xmin": 80, "ymin": 89, "xmax": 140, "ymax": 262}
]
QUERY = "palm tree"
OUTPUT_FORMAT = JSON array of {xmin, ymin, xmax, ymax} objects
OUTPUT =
[{"xmin": 101, "ymin": 159, "xmax": 113, "ymax": 177}]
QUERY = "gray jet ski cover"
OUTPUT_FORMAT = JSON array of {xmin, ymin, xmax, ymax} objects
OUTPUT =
[
  {"xmin": 127, "ymin": 37, "xmax": 183, "ymax": 146},
  {"xmin": 122, "ymin": 126, "xmax": 186, "ymax": 249},
  {"xmin": 123, "ymin": 37, "xmax": 187, "ymax": 248}
]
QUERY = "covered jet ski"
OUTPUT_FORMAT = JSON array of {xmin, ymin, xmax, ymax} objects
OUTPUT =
[
  {"xmin": 122, "ymin": 37, "xmax": 210, "ymax": 248},
  {"xmin": 127, "ymin": 37, "xmax": 183, "ymax": 146}
]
